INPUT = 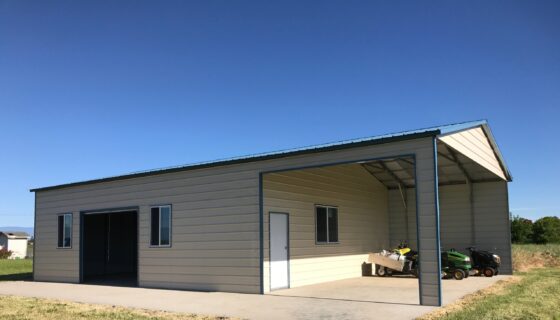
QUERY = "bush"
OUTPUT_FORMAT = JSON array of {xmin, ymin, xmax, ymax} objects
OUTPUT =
[
  {"xmin": 532, "ymin": 216, "xmax": 560, "ymax": 244},
  {"xmin": 0, "ymin": 248, "xmax": 12, "ymax": 259},
  {"xmin": 511, "ymin": 215, "xmax": 533, "ymax": 243}
]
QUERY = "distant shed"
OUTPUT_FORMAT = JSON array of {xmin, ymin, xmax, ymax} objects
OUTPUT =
[{"xmin": 0, "ymin": 231, "xmax": 29, "ymax": 259}]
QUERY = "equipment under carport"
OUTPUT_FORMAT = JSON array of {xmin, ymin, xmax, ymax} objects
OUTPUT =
[
  {"xmin": 371, "ymin": 245, "xmax": 473, "ymax": 280},
  {"xmin": 467, "ymin": 247, "xmax": 501, "ymax": 277},
  {"xmin": 370, "ymin": 242, "xmax": 418, "ymax": 277},
  {"xmin": 441, "ymin": 249, "xmax": 472, "ymax": 280}
]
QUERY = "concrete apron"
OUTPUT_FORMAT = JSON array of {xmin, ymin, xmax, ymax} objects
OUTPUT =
[{"xmin": 0, "ymin": 276, "xmax": 508, "ymax": 320}]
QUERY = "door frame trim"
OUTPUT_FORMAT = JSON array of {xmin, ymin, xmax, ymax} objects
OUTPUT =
[{"xmin": 268, "ymin": 211, "xmax": 290, "ymax": 291}]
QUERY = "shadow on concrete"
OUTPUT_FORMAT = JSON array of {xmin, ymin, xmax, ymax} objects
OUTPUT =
[
  {"xmin": 0, "ymin": 272, "xmax": 32, "ymax": 281},
  {"xmin": 268, "ymin": 294, "xmax": 420, "ymax": 306}
]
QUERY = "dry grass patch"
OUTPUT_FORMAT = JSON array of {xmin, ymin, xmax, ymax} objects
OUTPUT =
[
  {"xmin": 512, "ymin": 244, "xmax": 560, "ymax": 272},
  {"xmin": 417, "ymin": 276, "xmax": 522, "ymax": 320},
  {"xmin": 418, "ymin": 244, "xmax": 560, "ymax": 320},
  {"xmin": 418, "ymin": 268, "xmax": 560, "ymax": 320},
  {"xmin": 0, "ymin": 295, "xmax": 233, "ymax": 320}
]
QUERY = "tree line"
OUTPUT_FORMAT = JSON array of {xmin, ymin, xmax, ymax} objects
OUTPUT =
[{"xmin": 511, "ymin": 215, "xmax": 560, "ymax": 244}]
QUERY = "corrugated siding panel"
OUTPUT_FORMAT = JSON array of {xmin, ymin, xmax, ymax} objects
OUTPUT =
[
  {"xmin": 388, "ymin": 189, "xmax": 417, "ymax": 248},
  {"xmin": 33, "ymin": 203, "xmax": 80, "ymax": 282},
  {"xmin": 262, "ymin": 164, "xmax": 389, "ymax": 291},
  {"xmin": 439, "ymin": 184, "xmax": 473, "ymax": 250},
  {"xmin": 473, "ymin": 181, "xmax": 512, "ymax": 274},
  {"xmin": 34, "ymin": 168, "xmax": 261, "ymax": 294},
  {"xmin": 439, "ymin": 127, "xmax": 506, "ymax": 180},
  {"xmin": 35, "ymin": 136, "xmax": 442, "ymax": 304},
  {"xmin": 437, "ymin": 182, "xmax": 511, "ymax": 274},
  {"xmin": 391, "ymin": 182, "xmax": 512, "ymax": 277},
  {"xmin": 414, "ymin": 140, "xmax": 440, "ymax": 305}
]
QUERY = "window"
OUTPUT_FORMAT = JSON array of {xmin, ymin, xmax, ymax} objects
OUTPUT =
[
  {"xmin": 315, "ymin": 205, "xmax": 338, "ymax": 243},
  {"xmin": 57, "ymin": 213, "xmax": 72, "ymax": 248},
  {"xmin": 150, "ymin": 205, "xmax": 171, "ymax": 247}
]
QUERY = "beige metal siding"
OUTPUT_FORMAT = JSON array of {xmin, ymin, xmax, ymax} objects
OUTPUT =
[
  {"xmin": 438, "ymin": 127, "xmax": 506, "ymax": 180},
  {"xmin": 34, "ymin": 167, "xmax": 261, "ymax": 293},
  {"xmin": 391, "ymin": 182, "xmax": 512, "ymax": 276},
  {"xmin": 473, "ymin": 181, "xmax": 512, "ymax": 274},
  {"xmin": 438, "ymin": 182, "xmax": 511, "ymax": 274},
  {"xmin": 439, "ymin": 184, "xmax": 473, "ymax": 250},
  {"xmin": 34, "ymin": 136, "xmax": 441, "ymax": 305},
  {"xmin": 388, "ymin": 189, "xmax": 417, "ymax": 249},
  {"xmin": 34, "ymin": 200, "xmax": 80, "ymax": 282},
  {"xmin": 262, "ymin": 164, "xmax": 389, "ymax": 291},
  {"xmin": 257, "ymin": 137, "xmax": 441, "ymax": 305}
]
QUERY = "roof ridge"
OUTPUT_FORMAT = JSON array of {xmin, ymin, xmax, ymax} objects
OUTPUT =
[{"xmin": 31, "ymin": 120, "xmax": 488, "ymax": 192}]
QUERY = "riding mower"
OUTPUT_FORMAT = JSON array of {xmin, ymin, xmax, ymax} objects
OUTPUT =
[
  {"xmin": 441, "ymin": 249, "xmax": 472, "ymax": 280},
  {"xmin": 466, "ymin": 247, "xmax": 501, "ymax": 277}
]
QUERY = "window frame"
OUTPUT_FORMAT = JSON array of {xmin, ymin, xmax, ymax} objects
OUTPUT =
[
  {"xmin": 56, "ymin": 213, "xmax": 73, "ymax": 249},
  {"xmin": 314, "ymin": 204, "xmax": 339, "ymax": 245},
  {"xmin": 149, "ymin": 204, "xmax": 172, "ymax": 248}
]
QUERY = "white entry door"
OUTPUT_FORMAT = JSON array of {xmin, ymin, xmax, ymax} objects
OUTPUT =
[{"xmin": 270, "ymin": 213, "xmax": 289, "ymax": 290}]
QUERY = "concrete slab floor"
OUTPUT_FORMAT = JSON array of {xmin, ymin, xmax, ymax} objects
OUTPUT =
[{"xmin": 0, "ymin": 276, "xmax": 508, "ymax": 320}]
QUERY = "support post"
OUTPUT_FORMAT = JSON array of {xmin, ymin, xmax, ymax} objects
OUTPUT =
[{"xmin": 415, "ymin": 138, "xmax": 442, "ymax": 307}]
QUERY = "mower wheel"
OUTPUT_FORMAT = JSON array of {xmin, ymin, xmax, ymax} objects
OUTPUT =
[
  {"xmin": 483, "ymin": 267, "xmax": 495, "ymax": 277},
  {"xmin": 453, "ymin": 269, "xmax": 466, "ymax": 280},
  {"xmin": 377, "ymin": 266, "xmax": 387, "ymax": 277}
]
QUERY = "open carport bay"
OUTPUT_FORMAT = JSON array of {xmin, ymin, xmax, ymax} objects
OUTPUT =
[
  {"xmin": 271, "ymin": 275, "xmax": 508, "ymax": 306},
  {"xmin": 262, "ymin": 125, "xmax": 512, "ymax": 306}
]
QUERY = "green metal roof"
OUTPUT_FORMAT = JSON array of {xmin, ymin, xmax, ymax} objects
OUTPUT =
[{"xmin": 31, "ymin": 119, "xmax": 507, "ymax": 192}]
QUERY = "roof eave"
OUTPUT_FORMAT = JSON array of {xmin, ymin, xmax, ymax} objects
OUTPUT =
[
  {"xmin": 435, "ymin": 121, "xmax": 512, "ymax": 182},
  {"xmin": 480, "ymin": 123, "xmax": 513, "ymax": 182},
  {"xmin": 30, "ymin": 130, "xmax": 440, "ymax": 193}
]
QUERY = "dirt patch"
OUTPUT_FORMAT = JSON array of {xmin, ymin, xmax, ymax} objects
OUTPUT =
[{"xmin": 416, "ymin": 276, "xmax": 521, "ymax": 320}]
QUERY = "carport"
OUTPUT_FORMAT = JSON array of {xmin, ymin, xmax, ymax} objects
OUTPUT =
[{"xmin": 261, "ymin": 121, "xmax": 512, "ymax": 306}]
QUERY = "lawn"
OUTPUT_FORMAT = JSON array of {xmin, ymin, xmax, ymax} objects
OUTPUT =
[
  {"xmin": 0, "ymin": 259, "xmax": 32, "ymax": 281},
  {"xmin": 419, "ymin": 244, "xmax": 560, "ymax": 320}
]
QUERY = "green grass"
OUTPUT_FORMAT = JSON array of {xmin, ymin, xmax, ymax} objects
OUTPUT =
[
  {"xmin": 0, "ymin": 259, "xmax": 32, "ymax": 281},
  {"xmin": 512, "ymin": 244, "xmax": 560, "ymax": 257}
]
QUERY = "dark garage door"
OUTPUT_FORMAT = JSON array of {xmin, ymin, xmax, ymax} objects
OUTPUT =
[{"xmin": 82, "ymin": 210, "xmax": 138, "ymax": 286}]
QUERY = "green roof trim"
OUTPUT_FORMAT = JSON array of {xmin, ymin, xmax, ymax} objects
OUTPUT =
[
  {"xmin": 32, "ymin": 119, "xmax": 508, "ymax": 192},
  {"xmin": 31, "ymin": 130, "xmax": 442, "ymax": 192}
]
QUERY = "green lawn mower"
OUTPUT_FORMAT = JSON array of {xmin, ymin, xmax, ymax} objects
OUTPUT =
[{"xmin": 441, "ymin": 249, "xmax": 472, "ymax": 280}]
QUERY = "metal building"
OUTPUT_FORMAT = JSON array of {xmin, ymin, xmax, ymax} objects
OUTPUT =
[{"xmin": 31, "ymin": 120, "xmax": 512, "ymax": 306}]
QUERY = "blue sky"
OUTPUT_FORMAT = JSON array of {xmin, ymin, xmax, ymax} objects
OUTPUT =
[{"xmin": 1, "ymin": 1, "xmax": 559, "ymax": 227}]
